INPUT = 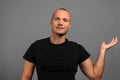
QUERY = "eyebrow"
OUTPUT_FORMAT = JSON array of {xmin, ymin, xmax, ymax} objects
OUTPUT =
[{"xmin": 54, "ymin": 16, "xmax": 69, "ymax": 20}]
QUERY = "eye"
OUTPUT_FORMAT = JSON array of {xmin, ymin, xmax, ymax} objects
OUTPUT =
[
  {"xmin": 54, "ymin": 17, "xmax": 59, "ymax": 21},
  {"xmin": 63, "ymin": 18, "xmax": 69, "ymax": 22}
]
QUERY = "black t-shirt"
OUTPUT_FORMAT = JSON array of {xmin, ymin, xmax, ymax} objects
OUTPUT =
[{"xmin": 23, "ymin": 37, "xmax": 90, "ymax": 80}]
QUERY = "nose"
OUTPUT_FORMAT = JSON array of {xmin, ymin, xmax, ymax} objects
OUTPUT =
[
  {"xmin": 58, "ymin": 23, "xmax": 63, "ymax": 26},
  {"xmin": 58, "ymin": 20, "xmax": 63, "ymax": 26}
]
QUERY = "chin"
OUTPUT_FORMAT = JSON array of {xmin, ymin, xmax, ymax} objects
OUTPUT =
[{"xmin": 56, "ymin": 32, "xmax": 67, "ymax": 36}]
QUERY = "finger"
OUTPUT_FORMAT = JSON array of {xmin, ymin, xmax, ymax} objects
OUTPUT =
[
  {"xmin": 114, "ymin": 37, "xmax": 118, "ymax": 44},
  {"xmin": 110, "ymin": 37, "xmax": 116, "ymax": 44},
  {"xmin": 109, "ymin": 37, "xmax": 118, "ymax": 46},
  {"xmin": 115, "ymin": 37, "xmax": 118, "ymax": 42}
]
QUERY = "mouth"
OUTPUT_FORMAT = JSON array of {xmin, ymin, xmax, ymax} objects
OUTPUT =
[{"xmin": 56, "ymin": 26, "xmax": 65, "ymax": 29}]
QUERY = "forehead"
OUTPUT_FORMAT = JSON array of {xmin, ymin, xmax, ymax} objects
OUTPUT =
[{"xmin": 53, "ymin": 10, "xmax": 71, "ymax": 19}]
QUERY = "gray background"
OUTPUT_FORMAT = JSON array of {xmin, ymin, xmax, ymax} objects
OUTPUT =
[{"xmin": 1, "ymin": 0, "xmax": 120, "ymax": 80}]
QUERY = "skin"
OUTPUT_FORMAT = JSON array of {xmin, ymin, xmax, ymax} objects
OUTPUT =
[{"xmin": 21, "ymin": 9, "xmax": 118, "ymax": 80}]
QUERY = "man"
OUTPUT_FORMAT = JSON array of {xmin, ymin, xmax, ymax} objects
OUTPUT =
[{"xmin": 21, "ymin": 8, "xmax": 118, "ymax": 80}]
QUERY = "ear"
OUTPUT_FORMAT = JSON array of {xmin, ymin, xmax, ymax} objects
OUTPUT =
[
  {"xmin": 50, "ymin": 20, "xmax": 53, "ymax": 27},
  {"xmin": 50, "ymin": 20, "xmax": 52, "ymax": 25},
  {"xmin": 68, "ymin": 24, "xmax": 71, "ymax": 29}
]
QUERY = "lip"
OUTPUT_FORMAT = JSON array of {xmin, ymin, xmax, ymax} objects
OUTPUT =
[{"xmin": 56, "ymin": 27, "xmax": 64, "ymax": 29}]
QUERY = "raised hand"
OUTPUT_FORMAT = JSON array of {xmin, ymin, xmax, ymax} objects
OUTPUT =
[{"xmin": 100, "ymin": 37, "xmax": 118, "ymax": 53}]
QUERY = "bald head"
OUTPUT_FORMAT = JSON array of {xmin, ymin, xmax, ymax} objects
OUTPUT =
[{"xmin": 51, "ymin": 8, "xmax": 71, "ymax": 21}]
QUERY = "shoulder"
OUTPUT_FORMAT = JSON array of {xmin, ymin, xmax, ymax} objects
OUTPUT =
[
  {"xmin": 67, "ymin": 40, "xmax": 88, "ymax": 52},
  {"xmin": 30, "ymin": 37, "xmax": 49, "ymax": 47},
  {"xmin": 68, "ymin": 40, "xmax": 83, "ymax": 48}
]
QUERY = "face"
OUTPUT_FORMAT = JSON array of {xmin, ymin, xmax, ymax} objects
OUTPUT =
[{"xmin": 50, "ymin": 10, "xmax": 71, "ymax": 36}]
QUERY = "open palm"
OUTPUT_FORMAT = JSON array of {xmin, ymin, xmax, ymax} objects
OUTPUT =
[{"xmin": 101, "ymin": 37, "xmax": 118, "ymax": 51}]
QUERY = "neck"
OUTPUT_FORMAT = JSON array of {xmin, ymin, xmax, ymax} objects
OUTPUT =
[{"xmin": 50, "ymin": 33, "xmax": 66, "ymax": 45}]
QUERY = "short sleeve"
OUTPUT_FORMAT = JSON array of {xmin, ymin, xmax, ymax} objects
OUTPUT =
[
  {"xmin": 23, "ymin": 42, "xmax": 36, "ymax": 64},
  {"xmin": 77, "ymin": 44, "xmax": 90, "ymax": 64}
]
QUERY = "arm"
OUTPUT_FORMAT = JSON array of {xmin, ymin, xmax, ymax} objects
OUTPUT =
[
  {"xmin": 21, "ymin": 60, "xmax": 35, "ymax": 80},
  {"xmin": 79, "ymin": 37, "xmax": 118, "ymax": 80}
]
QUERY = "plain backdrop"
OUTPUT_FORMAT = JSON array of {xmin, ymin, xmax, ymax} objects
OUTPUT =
[{"xmin": 0, "ymin": 0, "xmax": 120, "ymax": 80}]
